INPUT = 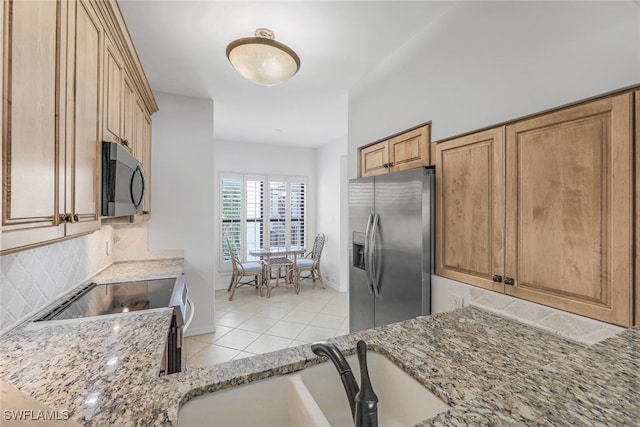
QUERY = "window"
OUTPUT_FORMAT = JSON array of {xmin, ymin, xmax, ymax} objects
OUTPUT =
[{"xmin": 220, "ymin": 174, "xmax": 307, "ymax": 268}]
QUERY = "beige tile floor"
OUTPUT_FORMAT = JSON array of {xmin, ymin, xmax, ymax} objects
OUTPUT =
[{"xmin": 184, "ymin": 280, "xmax": 349, "ymax": 369}]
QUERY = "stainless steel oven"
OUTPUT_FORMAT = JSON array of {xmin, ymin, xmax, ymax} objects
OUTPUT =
[{"xmin": 36, "ymin": 275, "xmax": 193, "ymax": 375}]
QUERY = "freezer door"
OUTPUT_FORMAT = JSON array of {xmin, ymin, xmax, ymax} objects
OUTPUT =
[
  {"xmin": 349, "ymin": 177, "xmax": 375, "ymax": 332},
  {"xmin": 372, "ymin": 168, "xmax": 431, "ymax": 327}
]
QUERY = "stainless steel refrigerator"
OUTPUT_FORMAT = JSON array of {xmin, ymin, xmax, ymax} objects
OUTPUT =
[{"xmin": 349, "ymin": 167, "xmax": 434, "ymax": 332}]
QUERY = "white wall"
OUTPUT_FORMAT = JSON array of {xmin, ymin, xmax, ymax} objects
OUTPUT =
[
  {"xmin": 213, "ymin": 138, "xmax": 317, "ymax": 290},
  {"xmin": 348, "ymin": 1, "xmax": 640, "ymax": 178},
  {"xmin": 149, "ymin": 91, "xmax": 215, "ymax": 336},
  {"xmin": 315, "ymin": 137, "xmax": 348, "ymax": 291},
  {"xmin": 347, "ymin": 1, "xmax": 640, "ymax": 312}
]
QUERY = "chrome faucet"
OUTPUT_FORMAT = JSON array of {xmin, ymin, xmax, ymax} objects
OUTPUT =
[{"xmin": 311, "ymin": 340, "xmax": 378, "ymax": 427}]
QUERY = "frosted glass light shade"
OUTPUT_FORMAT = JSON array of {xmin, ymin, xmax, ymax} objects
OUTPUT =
[{"xmin": 226, "ymin": 29, "xmax": 300, "ymax": 86}]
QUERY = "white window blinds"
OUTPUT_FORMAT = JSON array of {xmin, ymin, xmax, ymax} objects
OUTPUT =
[
  {"xmin": 220, "ymin": 174, "xmax": 307, "ymax": 269},
  {"xmin": 290, "ymin": 181, "xmax": 305, "ymax": 247},
  {"xmin": 221, "ymin": 177, "xmax": 242, "ymax": 263}
]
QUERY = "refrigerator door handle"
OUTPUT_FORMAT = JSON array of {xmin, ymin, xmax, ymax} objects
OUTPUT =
[
  {"xmin": 371, "ymin": 213, "xmax": 380, "ymax": 296},
  {"xmin": 364, "ymin": 213, "xmax": 374, "ymax": 295}
]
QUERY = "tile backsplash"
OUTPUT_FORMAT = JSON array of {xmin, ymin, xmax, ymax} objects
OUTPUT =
[
  {"xmin": 113, "ymin": 222, "xmax": 183, "ymax": 261},
  {"xmin": 0, "ymin": 226, "xmax": 115, "ymax": 335},
  {"xmin": 0, "ymin": 222, "xmax": 183, "ymax": 335},
  {"xmin": 469, "ymin": 287, "xmax": 625, "ymax": 345}
]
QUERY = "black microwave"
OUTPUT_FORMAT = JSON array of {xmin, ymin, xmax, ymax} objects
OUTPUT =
[{"xmin": 102, "ymin": 141, "xmax": 145, "ymax": 217}]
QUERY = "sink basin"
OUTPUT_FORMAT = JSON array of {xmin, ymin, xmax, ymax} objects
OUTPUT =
[
  {"xmin": 178, "ymin": 375, "xmax": 330, "ymax": 427},
  {"xmin": 178, "ymin": 352, "xmax": 449, "ymax": 427},
  {"xmin": 300, "ymin": 352, "xmax": 450, "ymax": 427}
]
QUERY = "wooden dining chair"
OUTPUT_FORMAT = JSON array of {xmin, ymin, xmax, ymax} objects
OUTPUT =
[
  {"xmin": 291, "ymin": 233, "xmax": 326, "ymax": 292},
  {"xmin": 226, "ymin": 238, "xmax": 265, "ymax": 301}
]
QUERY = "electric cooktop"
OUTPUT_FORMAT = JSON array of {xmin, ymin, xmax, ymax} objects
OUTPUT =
[{"xmin": 37, "ymin": 278, "xmax": 178, "ymax": 321}]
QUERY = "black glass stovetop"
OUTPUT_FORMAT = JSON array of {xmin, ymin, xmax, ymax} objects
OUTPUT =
[{"xmin": 37, "ymin": 278, "xmax": 176, "ymax": 321}]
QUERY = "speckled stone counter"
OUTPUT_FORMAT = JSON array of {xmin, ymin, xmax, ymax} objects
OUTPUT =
[
  {"xmin": 1, "ymin": 304, "xmax": 637, "ymax": 426},
  {"xmin": 90, "ymin": 258, "xmax": 184, "ymax": 284}
]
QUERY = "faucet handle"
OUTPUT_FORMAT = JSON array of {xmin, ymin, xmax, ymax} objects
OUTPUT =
[{"xmin": 355, "ymin": 341, "xmax": 378, "ymax": 427}]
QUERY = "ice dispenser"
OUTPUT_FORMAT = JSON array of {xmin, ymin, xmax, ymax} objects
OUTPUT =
[{"xmin": 353, "ymin": 232, "xmax": 366, "ymax": 270}]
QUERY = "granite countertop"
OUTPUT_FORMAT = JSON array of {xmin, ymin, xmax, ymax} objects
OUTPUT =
[
  {"xmin": 90, "ymin": 258, "xmax": 184, "ymax": 284},
  {"xmin": 1, "ymin": 293, "xmax": 638, "ymax": 426}
]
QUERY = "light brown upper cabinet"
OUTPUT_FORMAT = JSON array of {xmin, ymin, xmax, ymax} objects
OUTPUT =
[
  {"xmin": 121, "ymin": 72, "xmax": 137, "ymax": 153},
  {"xmin": 436, "ymin": 92, "xmax": 635, "ymax": 326},
  {"xmin": 435, "ymin": 127, "xmax": 505, "ymax": 293},
  {"xmin": 635, "ymin": 90, "xmax": 639, "ymax": 326},
  {"xmin": 2, "ymin": 0, "xmax": 68, "ymax": 251},
  {"xmin": 359, "ymin": 125, "xmax": 430, "ymax": 177},
  {"xmin": 64, "ymin": 0, "xmax": 103, "ymax": 237},
  {"xmin": 504, "ymin": 93, "xmax": 633, "ymax": 326},
  {"xmin": 360, "ymin": 142, "xmax": 389, "ymax": 177},
  {"xmin": 141, "ymin": 113, "xmax": 153, "ymax": 219},
  {"xmin": 132, "ymin": 96, "xmax": 152, "ymax": 220},
  {"xmin": 103, "ymin": 35, "xmax": 124, "ymax": 145},
  {"xmin": 2, "ymin": 0, "xmax": 157, "ymax": 254}
]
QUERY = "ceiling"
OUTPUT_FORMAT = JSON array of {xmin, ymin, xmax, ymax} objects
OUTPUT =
[{"xmin": 119, "ymin": 1, "xmax": 456, "ymax": 147}]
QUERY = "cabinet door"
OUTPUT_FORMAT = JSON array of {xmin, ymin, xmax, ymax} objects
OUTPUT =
[
  {"xmin": 635, "ymin": 90, "xmax": 639, "ymax": 326},
  {"xmin": 103, "ymin": 36, "xmax": 123, "ymax": 144},
  {"xmin": 141, "ymin": 113, "xmax": 152, "ymax": 218},
  {"xmin": 129, "ymin": 95, "xmax": 151, "ymax": 220},
  {"xmin": 133, "ymin": 96, "xmax": 145, "ymax": 161},
  {"xmin": 360, "ymin": 141, "xmax": 389, "ymax": 177},
  {"xmin": 64, "ymin": 0, "xmax": 101, "ymax": 236},
  {"xmin": 2, "ymin": 0, "xmax": 66, "ymax": 252},
  {"xmin": 435, "ymin": 127, "xmax": 505, "ymax": 292},
  {"xmin": 389, "ymin": 125, "xmax": 430, "ymax": 173},
  {"xmin": 505, "ymin": 93, "xmax": 633, "ymax": 326},
  {"xmin": 121, "ymin": 73, "xmax": 136, "ymax": 153}
]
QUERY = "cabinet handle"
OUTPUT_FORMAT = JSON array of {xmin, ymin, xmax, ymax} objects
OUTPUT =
[
  {"xmin": 504, "ymin": 277, "xmax": 515, "ymax": 286},
  {"xmin": 492, "ymin": 275, "xmax": 503, "ymax": 283},
  {"xmin": 122, "ymin": 139, "xmax": 129, "ymax": 147},
  {"xmin": 382, "ymin": 163, "xmax": 389, "ymax": 168},
  {"xmin": 59, "ymin": 213, "xmax": 71, "ymax": 223},
  {"xmin": 388, "ymin": 162, "xmax": 394, "ymax": 167},
  {"xmin": 73, "ymin": 214, "xmax": 79, "ymax": 222}
]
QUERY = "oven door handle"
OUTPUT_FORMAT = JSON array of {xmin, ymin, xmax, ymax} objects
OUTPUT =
[{"xmin": 184, "ymin": 297, "xmax": 195, "ymax": 331}]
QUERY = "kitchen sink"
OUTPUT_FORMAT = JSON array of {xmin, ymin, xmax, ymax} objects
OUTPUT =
[
  {"xmin": 300, "ymin": 352, "xmax": 450, "ymax": 427},
  {"xmin": 177, "ymin": 352, "xmax": 449, "ymax": 427},
  {"xmin": 178, "ymin": 374, "xmax": 330, "ymax": 427}
]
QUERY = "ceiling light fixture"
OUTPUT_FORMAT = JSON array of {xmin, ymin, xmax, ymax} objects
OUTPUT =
[{"xmin": 226, "ymin": 28, "xmax": 301, "ymax": 86}]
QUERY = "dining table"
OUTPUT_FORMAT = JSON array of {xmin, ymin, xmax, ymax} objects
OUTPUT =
[{"xmin": 248, "ymin": 246, "xmax": 306, "ymax": 297}]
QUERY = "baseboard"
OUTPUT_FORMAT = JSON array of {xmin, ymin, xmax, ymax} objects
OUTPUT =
[{"xmin": 184, "ymin": 324, "xmax": 216, "ymax": 337}]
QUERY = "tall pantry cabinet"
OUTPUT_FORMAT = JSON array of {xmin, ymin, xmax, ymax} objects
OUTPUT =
[
  {"xmin": 436, "ymin": 91, "xmax": 636, "ymax": 327},
  {"xmin": 1, "ymin": 0, "xmax": 157, "ymax": 254}
]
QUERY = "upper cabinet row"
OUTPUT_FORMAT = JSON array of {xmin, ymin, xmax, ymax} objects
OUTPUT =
[
  {"xmin": 359, "ymin": 124, "xmax": 431, "ymax": 177},
  {"xmin": 1, "ymin": 0, "xmax": 157, "ymax": 254},
  {"xmin": 435, "ymin": 90, "xmax": 638, "ymax": 327}
]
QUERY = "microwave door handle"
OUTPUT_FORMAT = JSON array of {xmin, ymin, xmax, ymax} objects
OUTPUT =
[{"xmin": 130, "ymin": 164, "xmax": 145, "ymax": 211}]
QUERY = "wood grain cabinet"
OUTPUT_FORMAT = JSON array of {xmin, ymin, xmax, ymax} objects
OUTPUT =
[
  {"xmin": 436, "ymin": 92, "xmax": 635, "ymax": 326},
  {"xmin": 2, "ymin": 0, "xmax": 157, "ymax": 254},
  {"xmin": 132, "ymin": 96, "xmax": 152, "ymax": 220},
  {"xmin": 121, "ymin": 72, "xmax": 137, "ymax": 153},
  {"xmin": 103, "ymin": 35, "xmax": 124, "ymax": 145},
  {"xmin": 1, "ymin": 0, "xmax": 101, "ymax": 252},
  {"xmin": 360, "ymin": 125, "xmax": 430, "ymax": 177},
  {"xmin": 435, "ymin": 127, "xmax": 505, "ymax": 293},
  {"xmin": 64, "ymin": 0, "xmax": 103, "ymax": 237},
  {"xmin": 635, "ymin": 90, "xmax": 640, "ymax": 326}
]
